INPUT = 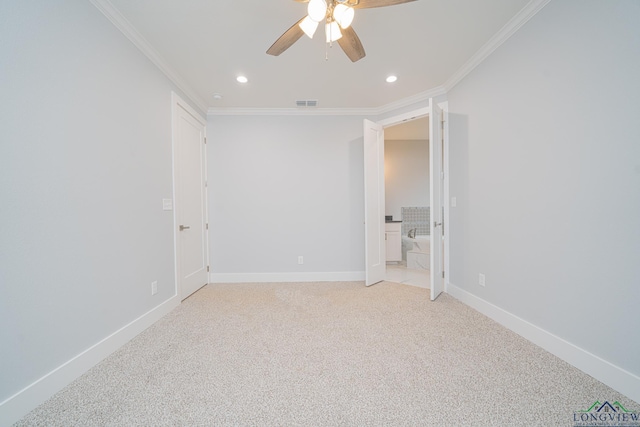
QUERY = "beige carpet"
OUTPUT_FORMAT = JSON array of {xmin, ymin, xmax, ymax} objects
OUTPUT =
[{"xmin": 15, "ymin": 281, "xmax": 638, "ymax": 426}]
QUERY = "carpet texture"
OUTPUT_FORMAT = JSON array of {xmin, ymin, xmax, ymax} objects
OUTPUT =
[{"xmin": 15, "ymin": 281, "xmax": 638, "ymax": 426}]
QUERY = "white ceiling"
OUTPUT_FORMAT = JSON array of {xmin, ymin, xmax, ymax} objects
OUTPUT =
[{"xmin": 105, "ymin": 0, "xmax": 531, "ymax": 111}]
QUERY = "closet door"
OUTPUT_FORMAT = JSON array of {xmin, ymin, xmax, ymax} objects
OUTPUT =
[{"xmin": 173, "ymin": 94, "xmax": 209, "ymax": 300}]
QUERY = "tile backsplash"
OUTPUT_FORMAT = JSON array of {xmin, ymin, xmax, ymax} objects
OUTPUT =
[{"xmin": 401, "ymin": 207, "xmax": 430, "ymax": 236}]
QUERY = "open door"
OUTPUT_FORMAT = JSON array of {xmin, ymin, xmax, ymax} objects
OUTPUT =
[
  {"xmin": 429, "ymin": 100, "xmax": 444, "ymax": 300},
  {"xmin": 363, "ymin": 119, "xmax": 385, "ymax": 286}
]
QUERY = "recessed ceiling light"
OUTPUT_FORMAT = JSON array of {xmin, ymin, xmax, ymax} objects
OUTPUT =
[
  {"xmin": 236, "ymin": 76, "xmax": 248, "ymax": 83},
  {"xmin": 386, "ymin": 75, "xmax": 398, "ymax": 83},
  {"xmin": 212, "ymin": 93, "xmax": 223, "ymax": 100}
]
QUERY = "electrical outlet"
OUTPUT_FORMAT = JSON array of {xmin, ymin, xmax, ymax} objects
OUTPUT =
[
  {"xmin": 151, "ymin": 281, "xmax": 158, "ymax": 295},
  {"xmin": 298, "ymin": 256, "xmax": 304, "ymax": 265},
  {"xmin": 478, "ymin": 274, "xmax": 486, "ymax": 287}
]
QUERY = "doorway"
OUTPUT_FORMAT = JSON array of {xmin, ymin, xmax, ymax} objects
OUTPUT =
[
  {"xmin": 384, "ymin": 117, "xmax": 430, "ymax": 289},
  {"xmin": 364, "ymin": 100, "xmax": 448, "ymax": 300}
]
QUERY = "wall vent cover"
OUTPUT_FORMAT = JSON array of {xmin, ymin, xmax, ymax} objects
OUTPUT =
[{"xmin": 296, "ymin": 99, "xmax": 318, "ymax": 107}]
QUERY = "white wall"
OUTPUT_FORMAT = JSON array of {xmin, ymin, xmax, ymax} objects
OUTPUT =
[
  {"xmin": 384, "ymin": 139, "xmax": 430, "ymax": 221},
  {"xmin": 0, "ymin": 1, "xmax": 200, "ymax": 422},
  {"xmin": 447, "ymin": 0, "xmax": 640, "ymax": 398},
  {"xmin": 207, "ymin": 115, "xmax": 365, "ymax": 281}
]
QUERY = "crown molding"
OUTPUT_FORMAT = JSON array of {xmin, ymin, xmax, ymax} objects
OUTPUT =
[
  {"xmin": 89, "ymin": 0, "xmax": 208, "ymax": 115},
  {"xmin": 207, "ymin": 86, "xmax": 445, "ymax": 117},
  {"xmin": 443, "ymin": 0, "xmax": 552, "ymax": 92}
]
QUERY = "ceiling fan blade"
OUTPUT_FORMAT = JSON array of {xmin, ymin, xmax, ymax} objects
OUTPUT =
[
  {"xmin": 354, "ymin": 0, "xmax": 417, "ymax": 9},
  {"xmin": 337, "ymin": 26, "xmax": 366, "ymax": 62},
  {"xmin": 266, "ymin": 18, "xmax": 305, "ymax": 56}
]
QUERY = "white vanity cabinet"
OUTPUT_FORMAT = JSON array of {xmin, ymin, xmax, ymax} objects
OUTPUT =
[{"xmin": 385, "ymin": 222, "xmax": 402, "ymax": 262}]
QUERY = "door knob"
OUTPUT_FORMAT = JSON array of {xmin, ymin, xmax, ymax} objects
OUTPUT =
[
  {"xmin": 434, "ymin": 221, "xmax": 442, "ymax": 228},
  {"xmin": 179, "ymin": 225, "xmax": 190, "ymax": 231}
]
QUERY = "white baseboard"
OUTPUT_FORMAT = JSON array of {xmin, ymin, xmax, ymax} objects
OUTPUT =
[
  {"xmin": 446, "ymin": 283, "xmax": 640, "ymax": 403},
  {"xmin": 209, "ymin": 271, "xmax": 365, "ymax": 283},
  {"xmin": 0, "ymin": 295, "xmax": 180, "ymax": 426}
]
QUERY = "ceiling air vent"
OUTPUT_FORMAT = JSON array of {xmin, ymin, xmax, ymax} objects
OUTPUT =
[{"xmin": 296, "ymin": 99, "xmax": 318, "ymax": 108}]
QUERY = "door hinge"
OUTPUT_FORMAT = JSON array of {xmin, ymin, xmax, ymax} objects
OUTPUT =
[
  {"xmin": 442, "ymin": 271, "xmax": 445, "ymax": 279},
  {"xmin": 204, "ymin": 137, "xmax": 207, "ymax": 144},
  {"xmin": 206, "ymin": 223, "xmax": 209, "ymax": 230},
  {"xmin": 207, "ymin": 266, "xmax": 210, "ymax": 272}
]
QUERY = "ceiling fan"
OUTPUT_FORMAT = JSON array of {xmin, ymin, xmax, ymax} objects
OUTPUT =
[{"xmin": 266, "ymin": 0, "xmax": 417, "ymax": 62}]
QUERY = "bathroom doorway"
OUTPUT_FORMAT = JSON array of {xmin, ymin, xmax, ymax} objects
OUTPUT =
[
  {"xmin": 364, "ymin": 100, "xmax": 448, "ymax": 296},
  {"xmin": 384, "ymin": 117, "xmax": 430, "ymax": 289}
]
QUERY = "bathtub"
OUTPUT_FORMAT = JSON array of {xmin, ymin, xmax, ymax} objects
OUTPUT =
[
  {"xmin": 402, "ymin": 235, "xmax": 431, "ymax": 253},
  {"xmin": 402, "ymin": 235, "xmax": 430, "ymax": 270}
]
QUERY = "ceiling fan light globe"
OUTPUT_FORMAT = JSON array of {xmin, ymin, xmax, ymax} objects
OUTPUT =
[
  {"xmin": 333, "ymin": 4, "xmax": 354, "ymax": 29},
  {"xmin": 308, "ymin": 0, "xmax": 327, "ymax": 22},
  {"xmin": 299, "ymin": 16, "xmax": 319, "ymax": 39},
  {"xmin": 325, "ymin": 21, "xmax": 342, "ymax": 43}
]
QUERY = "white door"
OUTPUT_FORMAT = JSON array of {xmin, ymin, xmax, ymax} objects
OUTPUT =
[
  {"xmin": 429, "ymin": 100, "xmax": 444, "ymax": 300},
  {"xmin": 363, "ymin": 119, "xmax": 385, "ymax": 286},
  {"xmin": 173, "ymin": 95, "xmax": 209, "ymax": 300}
]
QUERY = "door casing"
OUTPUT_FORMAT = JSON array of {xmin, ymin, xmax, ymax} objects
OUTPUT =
[{"xmin": 171, "ymin": 92, "xmax": 210, "ymax": 300}]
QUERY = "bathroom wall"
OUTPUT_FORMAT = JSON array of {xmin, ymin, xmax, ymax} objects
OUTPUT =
[{"xmin": 384, "ymin": 139, "xmax": 430, "ymax": 222}]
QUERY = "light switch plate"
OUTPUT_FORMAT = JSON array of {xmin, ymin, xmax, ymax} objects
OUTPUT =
[{"xmin": 162, "ymin": 199, "xmax": 173, "ymax": 211}]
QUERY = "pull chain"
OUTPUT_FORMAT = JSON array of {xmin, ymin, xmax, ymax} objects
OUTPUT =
[{"xmin": 325, "ymin": 19, "xmax": 334, "ymax": 61}]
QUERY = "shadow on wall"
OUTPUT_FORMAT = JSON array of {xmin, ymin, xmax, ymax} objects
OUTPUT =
[
  {"xmin": 447, "ymin": 113, "xmax": 468, "ymax": 287},
  {"xmin": 349, "ymin": 136, "xmax": 365, "ymax": 269}
]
